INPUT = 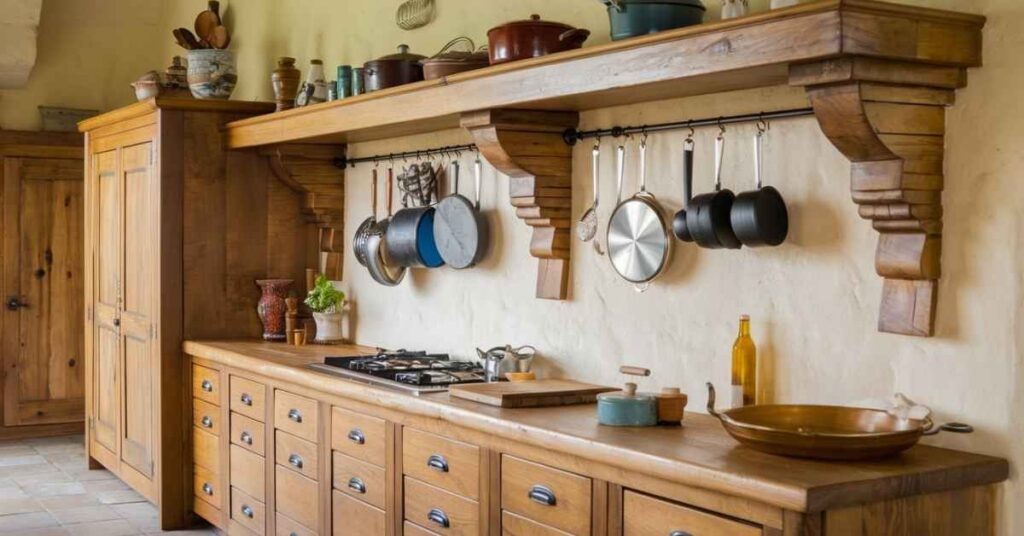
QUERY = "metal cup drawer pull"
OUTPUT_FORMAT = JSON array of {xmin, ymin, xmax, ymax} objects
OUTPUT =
[
  {"xmin": 240, "ymin": 504, "xmax": 254, "ymax": 518},
  {"xmin": 287, "ymin": 408, "xmax": 303, "ymax": 423},
  {"xmin": 347, "ymin": 428, "xmax": 365, "ymax": 445},
  {"xmin": 427, "ymin": 508, "xmax": 450, "ymax": 529},
  {"xmin": 200, "ymin": 379, "xmax": 213, "ymax": 392},
  {"xmin": 669, "ymin": 532, "xmax": 694, "ymax": 536},
  {"xmin": 347, "ymin": 476, "xmax": 367, "ymax": 494},
  {"xmin": 200, "ymin": 415, "xmax": 213, "ymax": 428},
  {"xmin": 201, "ymin": 482, "xmax": 214, "ymax": 495},
  {"xmin": 427, "ymin": 454, "xmax": 449, "ymax": 473},
  {"xmin": 528, "ymin": 484, "xmax": 557, "ymax": 506},
  {"xmin": 240, "ymin": 393, "xmax": 253, "ymax": 406},
  {"xmin": 240, "ymin": 431, "xmax": 253, "ymax": 445},
  {"xmin": 288, "ymin": 453, "xmax": 303, "ymax": 468}
]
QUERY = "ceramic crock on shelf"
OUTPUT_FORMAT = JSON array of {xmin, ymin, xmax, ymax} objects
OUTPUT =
[
  {"xmin": 271, "ymin": 57, "xmax": 301, "ymax": 111},
  {"xmin": 256, "ymin": 279, "xmax": 294, "ymax": 341},
  {"xmin": 187, "ymin": 48, "xmax": 237, "ymax": 99}
]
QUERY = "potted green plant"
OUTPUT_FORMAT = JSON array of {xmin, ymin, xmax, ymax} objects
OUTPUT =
[{"xmin": 304, "ymin": 274, "xmax": 346, "ymax": 343}]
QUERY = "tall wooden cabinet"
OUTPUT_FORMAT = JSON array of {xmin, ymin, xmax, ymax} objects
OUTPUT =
[{"xmin": 79, "ymin": 98, "xmax": 319, "ymax": 529}]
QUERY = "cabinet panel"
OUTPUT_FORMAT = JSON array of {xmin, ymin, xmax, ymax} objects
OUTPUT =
[
  {"xmin": 89, "ymin": 149, "xmax": 119, "ymax": 455},
  {"xmin": 274, "ymin": 389, "xmax": 318, "ymax": 441},
  {"xmin": 333, "ymin": 490, "xmax": 385, "ymax": 536},
  {"xmin": 193, "ymin": 398, "xmax": 220, "ymax": 435},
  {"xmin": 278, "ymin": 512, "xmax": 317, "ymax": 536},
  {"xmin": 404, "ymin": 427, "xmax": 480, "ymax": 500},
  {"xmin": 501, "ymin": 455, "xmax": 591, "ymax": 535},
  {"xmin": 230, "ymin": 486, "xmax": 266, "ymax": 536},
  {"xmin": 332, "ymin": 451, "xmax": 385, "ymax": 510},
  {"xmin": 501, "ymin": 511, "xmax": 570, "ymax": 536},
  {"xmin": 404, "ymin": 477, "xmax": 480, "ymax": 536},
  {"xmin": 231, "ymin": 412, "xmax": 266, "ymax": 456},
  {"xmin": 192, "ymin": 364, "xmax": 221, "ymax": 405},
  {"xmin": 276, "ymin": 464, "xmax": 319, "ymax": 531},
  {"xmin": 193, "ymin": 463, "xmax": 220, "ymax": 508},
  {"xmin": 230, "ymin": 375, "xmax": 266, "ymax": 422},
  {"xmin": 276, "ymin": 429, "xmax": 319, "ymax": 481},
  {"xmin": 331, "ymin": 406, "xmax": 386, "ymax": 467},
  {"xmin": 623, "ymin": 490, "xmax": 762, "ymax": 536},
  {"xmin": 230, "ymin": 444, "xmax": 266, "ymax": 502}
]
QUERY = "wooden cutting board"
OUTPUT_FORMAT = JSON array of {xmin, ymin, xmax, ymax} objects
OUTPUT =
[{"xmin": 449, "ymin": 380, "xmax": 618, "ymax": 408}]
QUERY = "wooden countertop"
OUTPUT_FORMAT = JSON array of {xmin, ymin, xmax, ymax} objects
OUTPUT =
[{"xmin": 184, "ymin": 340, "xmax": 1009, "ymax": 513}]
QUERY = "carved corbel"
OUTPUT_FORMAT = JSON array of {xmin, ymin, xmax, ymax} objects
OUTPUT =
[
  {"xmin": 792, "ymin": 58, "xmax": 964, "ymax": 336},
  {"xmin": 460, "ymin": 109, "xmax": 579, "ymax": 300},
  {"xmin": 261, "ymin": 143, "xmax": 346, "ymax": 279}
]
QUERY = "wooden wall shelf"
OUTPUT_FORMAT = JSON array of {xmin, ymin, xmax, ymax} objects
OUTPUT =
[{"xmin": 224, "ymin": 0, "xmax": 985, "ymax": 336}]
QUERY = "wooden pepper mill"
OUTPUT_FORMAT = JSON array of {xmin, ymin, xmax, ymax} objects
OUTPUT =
[
  {"xmin": 271, "ymin": 57, "xmax": 301, "ymax": 111},
  {"xmin": 285, "ymin": 297, "xmax": 299, "ymax": 340}
]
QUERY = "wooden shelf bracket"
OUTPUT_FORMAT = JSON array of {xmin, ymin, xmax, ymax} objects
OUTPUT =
[
  {"xmin": 461, "ymin": 109, "xmax": 579, "ymax": 300},
  {"xmin": 792, "ymin": 58, "xmax": 964, "ymax": 337}
]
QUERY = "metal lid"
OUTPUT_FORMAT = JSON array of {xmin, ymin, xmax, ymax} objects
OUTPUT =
[
  {"xmin": 489, "ymin": 14, "xmax": 576, "ymax": 33},
  {"xmin": 604, "ymin": 0, "xmax": 705, "ymax": 8},
  {"xmin": 374, "ymin": 44, "xmax": 427, "ymax": 62},
  {"xmin": 597, "ymin": 382, "xmax": 656, "ymax": 402}
]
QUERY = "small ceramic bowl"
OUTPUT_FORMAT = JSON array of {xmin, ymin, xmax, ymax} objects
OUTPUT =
[{"xmin": 131, "ymin": 80, "xmax": 162, "ymax": 101}]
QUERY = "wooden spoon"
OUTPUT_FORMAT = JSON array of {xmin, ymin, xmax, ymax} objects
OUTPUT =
[
  {"xmin": 172, "ymin": 28, "xmax": 192, "ymax": 50},
  {"xmin": 209, "ymin": 25, "xmax": 231, "ymax": 49},
  {"xmin": 177, "ymin": 28, "xmax": 202, "ymax": 50},
  {"xmin": 194, "ymin": 1, "xmax": 222, "ymax": 45}
]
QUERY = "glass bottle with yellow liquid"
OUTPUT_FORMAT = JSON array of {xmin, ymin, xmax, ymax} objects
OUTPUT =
[{"xmin": 730, "ymin": 315, "xmax": 757, "ymax": 407}]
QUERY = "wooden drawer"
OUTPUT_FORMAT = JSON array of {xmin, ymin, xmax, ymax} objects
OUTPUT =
[
  {"xmin": 501, "ymin": 455, "xmax": 591, "ymax": 535},
  {"xmin": 193, "ymin": 398, "xmax": 220, "ymax": 436},
  {"xmin": 276, "ymin": 464, "xmax": 319, "ymax": 530},
  {"xmin": 193, "ymin": 463, "xmax": 221, "ymax": 508},
  {"xmin": 405, "ymin": 521, "xmax": 441, "ymax": 536},
  {"xmin": 501, "ymin": 511, "xmax": 570, "ymax": 536},
  {"xmin": 404, "ymin": 476, "xmax": 479, "ymax": 536},
  {"xmin": 275, "ymin": 389, "xmax": 319, "ymax": 441},
  {"xmin": 231, "ymin": 412, "xmax": 266, "ymax": 456},
  {"xmin": 276, "ymin": 429, "xmax": 319, "ymax": 481},
  {"xmin": 230, "ymin": 375, "xmax": 266, "ymax": 422},
  {"xmin": 332, "ymin": 451, "xmax": 385, "ymax": 510},
  {"xmin": 194, "ymin": 495, "xmax": 225, "ymax": 530},
  {"xmin": 193, "ymin": 426, "xmax": 220, "ymax": 473},
  {"xmin": 623, "ymin": 490, "xmax": 762, "ymax": 536},
  {"xmin": 331, "ymin": 406, "xmax": 387, "ymax": 467},
  {"xmin": 333, "ymin": 490, "xmax": 385, "ymax": 536},
  {"xmin": 231, "ymin": 486, "xmax": 266, "ymax": 536},
  {"xmin": 192, "ymin": 364, "xmax": 220, "ymax": 405},
  {"xmin": 230, "ymin": 444, "xmax": 266, "ymax": 502},
  {"xmin": 404, "ymin": 427, "xmax": 480, "ymax": 500},
  {"xmin": 278, "ymin": 512, "xmax": 317, "ymax": 536}
]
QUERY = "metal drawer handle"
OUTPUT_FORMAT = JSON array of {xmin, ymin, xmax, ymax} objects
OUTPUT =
[
  {"xmin": 240, "ymin": 431, "xmax": 253, "ymax": 445},
  {"xmin": 240, "ymin": 393, "xmax": 253, "ymax": 406},
  {"xmin": 287, "ymin": 408, "xmax": 303, "ymax": 423},
  {"xmin": 200, "ymin": 415, "xmax": 213, "ymax": 428},
  {"xmin": 201, "ymin": 482, "xmax": 213, "ymax": 495},
  {"xmin": 347, "ymin": 428, "xmax": 365, "ymax": 445},
  {"xmin": 670, "ymin": 532, "xmax": 694, "ymax": 536},
  {"xmin": 427, "ymin": 508, "xmax": 450, "ymax": 529},
  {"xmin": 427, "ymin": 454, "xmax": 449, "ymax": 473},
  {"xmin": 528, "ymin": 485, "xmax": 557, "ymax": 507},
  {"xmin": 200, "ymin": 379, "xmax": 213, "ymax": 392},
  {"xmin": 288, "ymin": 454, "xmax": 303, "ymax": 468},
  {"xmin": 348, "ymin": 477, "xmax": 366, "ymax": 494},
  {"xmin": 240, "ymin": 504, "xmax": 254, "ymax": 518}
]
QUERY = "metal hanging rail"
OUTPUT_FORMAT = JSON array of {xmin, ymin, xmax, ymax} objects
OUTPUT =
[
  {"xmin": 562, "ymin": 107, "xmax": 815, "ymax": 145},
  {"xmin": 335, "ymin": 143, "xmax": 477, "ymax": 168}
]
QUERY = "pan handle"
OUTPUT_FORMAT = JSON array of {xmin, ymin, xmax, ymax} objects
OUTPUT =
[
  {"xmin": 683, "ymin": 139, "xmax": 693, "ymax": 208},
  {"xmin": 922, "ymin": 420, "xmax": 974, "ymax": 436},
  {"xmin": 714, "ymin": 133, "xmax": 725, "ymax": 192},
  {"xmin": 706, "ymin": 382, "xmax": 721, "ymax": 418},
  {"xmin": 450, "ymin": 160, "xmax": 460, "ymax": 196},
  {"xmin": 633, "ymin": 282, "xmax": 650, "ymax": 293},
  {"xmin": 754, "ymin": 130, "xmax": 763, "ymax": 189},
  {"xmin": 639, "ymin": 138, "xmax": 648, "ymax": 194},
  {"xmin": 371, "ymin": 168, "xmax": 379, "ymax": 220},
  {"xmin": 386, "ymin": 167, "xmax": 395, "ymax": 217},
  {"xmin": 474, "ymin": 155, "xmax": 482, "ymax": 210},
  {"xmin": 591, "ymin": 143, "xmax": 600, "ymax": 207},
  {"xmin": 615, "ymin": 145, "xmax": 625, "ymax": 203}
]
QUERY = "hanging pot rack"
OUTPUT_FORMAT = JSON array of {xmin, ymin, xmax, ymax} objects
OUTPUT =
[
  {"xmin": 562, "ymin": 107, "xmax": 815, "ymax": 145},
  {"xmin": 335, "ymin": 143, "xmax": 477, "ymax": 168}
]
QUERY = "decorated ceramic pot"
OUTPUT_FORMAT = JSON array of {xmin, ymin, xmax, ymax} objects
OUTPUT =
[
  {"xmin": 187, "ymin": 49, "xmax": 237, "ymax": 99},
  {"xmin": 256, "ymin": 279, "xmax": 294, "ymax": 341}
]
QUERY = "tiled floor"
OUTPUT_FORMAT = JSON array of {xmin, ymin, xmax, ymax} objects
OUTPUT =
[{"xmin": 0, "ymin": 434, "xmax": 217, "ymax": 535}]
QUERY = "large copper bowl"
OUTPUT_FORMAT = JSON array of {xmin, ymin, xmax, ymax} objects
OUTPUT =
[{"xmin": 705, "ymin": 383, "xmax": 970, "ymax": 460}]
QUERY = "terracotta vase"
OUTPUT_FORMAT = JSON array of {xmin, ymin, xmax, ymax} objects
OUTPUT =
[
  {"xmin": 256, "ymin": 279, "xmax": 294, "ymax": 341},
  {"xmin": 272, "ymin": 57, "xmax": 301, "ymax": 111}
]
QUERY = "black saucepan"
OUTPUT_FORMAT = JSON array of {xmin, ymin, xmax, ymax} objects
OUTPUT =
[
  {"xmin": 433, "ymin": 158, "xmax": 488, "ymax": 269},
  {"xmin": 730, "ymin": 131, "xmax": 788, "ymax": 247},
  {"xmin": 672, "ymin": 137, "xmax": 695, "ymax": 242},
  {"xmin": 687, "ymin": 133, "xmax": 741, "ymax": 250}
]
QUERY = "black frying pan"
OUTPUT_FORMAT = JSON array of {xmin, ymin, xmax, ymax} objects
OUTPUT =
[
  {"xmin": 687, "ymin": 133, "xmax": 740, "ymax": 250},
  {"xmin": 731, "ymin": 131, "xmax": 788, "ymax": 247}
]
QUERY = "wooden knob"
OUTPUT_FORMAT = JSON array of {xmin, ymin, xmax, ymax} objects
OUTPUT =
[
  {"xmin": 623, "ymin": 382, "xmax": 637, "ymax": 396},
  {"xmin": 619, "ymin": 366, "xmax": 650, "ymax": 377}
]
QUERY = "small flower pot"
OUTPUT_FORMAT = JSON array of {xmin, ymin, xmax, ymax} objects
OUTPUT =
[{"xmin": 313, "ymin": 310, "xmax": 344, "ymax": 343}]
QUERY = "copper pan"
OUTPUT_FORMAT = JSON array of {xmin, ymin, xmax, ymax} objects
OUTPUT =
[{"xmin": 705, "ymin": 383, "xmax": 973, "ymax": 461}]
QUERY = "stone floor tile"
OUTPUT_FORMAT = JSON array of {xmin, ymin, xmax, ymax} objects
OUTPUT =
[
  {"xmin": 50, "ymin": 505, "xmax": 121, "ymax": 525},
  {"xmin": 62, "ymin": 519, "xmax": 139, "ymax": 536},
  {"xmin": 29, "ymin": 482, "xmax": 87, "ymax": 497},
  {"xmin": 0, "ymin": 462, "xmax": 62, "ymax": 478},
  {"xmin": 38, "ymin": 494, "xmax": 102, "ymax": 510},
  {"xmin": 0, "ymin": 496, "xmax": 43, "ymax": 515},
  {"xmin": 0, "ymin": 486, "xmax": 29, "ymax": 499},
  {"xmin": 122, "ymin": 514, "xmax": 160, "ymax": 533},
  {"xmin": 14, "ymin": 471, "xmax": 73, "ymax": 487},
  {"xmin": 81, "ymin": 479, "xmax": 129, "ymax": 493},
  {"xmin": 111, "ymin": 502, "xmax": 157, "ymax": 518},
  {"xmin": 62, "ymin": 468, "xmax": 117, "ymax": 482},
  {"xmin": 0, "ymin": 454, "xmax": 48, "ymax": 467},
  {"xmin": 95, "ymin": 489, "xmax": 146, "ymax": 505},
  {"xmin": 0, "ymin": 445, "xmax": 38, "ymax": 457},
  {"xmin": 6, "ymin": 527, "xmax": 71, "ymax": 536},
  {"xmin": 0, "ymin": 511, "xmax": 60, "ymax": 533}
]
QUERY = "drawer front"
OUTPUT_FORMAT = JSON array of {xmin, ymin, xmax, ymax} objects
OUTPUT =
[
  {"xmin": 193, "ymin": 463, "xmax": 220, "ymax": 508},
  {"xmin": 332, "ymin": 451, "xmax": 385, "ymax": 510},
  {"xmin": 275, "ymin": 389, "xmax": 319, "ymax": 441},
  {"xmin": 501, "ymin": 455, "xmax": 591, "ymax": 535},
  {"xmin": 193, "ymin": 427, "xmax": 220, "ymax": 473},
  {"xmin": 230, "ymin": 444, "xmax": 266, "ymax": 502},
  {"xmin": 194, "ymin": 495, "xmax": 225, "ymax": 530},
  {"xmin": 501, "ymin": 511, "xmax": 570, "ymax": 536},
  {"xmin": 404, "ymin": 477, "xmax": 480, "ymax": 536},
  {"xmin": 231, "ymin": 486, "xmax": 266, "ymax": 536},
  {"xmin": 230, "ymin": 375, "xmax": 267, "ymax": 422},
  {"xmin": 231, "ymin": 412, "xmax": 266, "ymax": 456},
  {"xmin": 192, "ymin": 364, "xmax": 220, "ymax": 405},
  {"xmin": 333, "ymin": 490, "xmax": 385, "ymax": 536},
  {"xmin": 276, "ymin": 464, "xmax": 320, "ymax": 530},
  {"xmin": 403, "ymin": 427, "xmax": 480, "ymax": 500},
  {"xmin": 331, "ymin": 406, "xmax": 387, "ymax": 467},
  {"xmin": 405, "ymin": 521, "xmax": 441, "ymax": 536},
  {"xmin": 278, "ymin": 512, "xmax": 317, "ymax": 536},
  {"xmin": 276, "ymin": 429, "xmax": 319, "ymax": 481},
  {"xmin": 193, "ymin": 398, "xmax": 221, "ymax": 436},
  {"xmin": 623, "ymin": 490, "xmax": 762, "ymax": 536}
]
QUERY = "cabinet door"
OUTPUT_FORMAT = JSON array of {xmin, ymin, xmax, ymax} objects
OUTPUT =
[
  {"xmin": 2, "ymin": 156, "xmax": 84, "ymax": 426},
  {"xmin": 90, "ymin": 150, "xmax": 120, "ymax": 456},
  {"xmin": 118, "ymin": 142, "xmax": 157, "ymax": 478}
]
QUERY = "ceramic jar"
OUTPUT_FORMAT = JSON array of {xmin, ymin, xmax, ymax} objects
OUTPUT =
[
  {"xmin": 272, "ymin": 57, "xmax": 301, "ymax": 111},
  {"xmin": 131, "ymin": 71, "xmax": 162, "ymax": 101},
  {"xmin": 721, "ymin": 0, "xmax": 749, "ymax": 19},
  {"xmin": 312, "ymin": 310, "xmax": 344, "ymax": 343},
  {"xmin": 296, "ymin": 59, "xmax": 327, "ymax": 107},
  {"xmin": 187, "ymin": 48, "xmax": 237, "ymax": 99},
  {"xmin": 256, "ymin": 279, "xmax": 294, "ymax": 341}
]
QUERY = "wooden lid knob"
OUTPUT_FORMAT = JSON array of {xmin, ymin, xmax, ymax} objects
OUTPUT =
[{"xmin": 623, "ymin": 382, "xmax": 637, "ymax": 397}]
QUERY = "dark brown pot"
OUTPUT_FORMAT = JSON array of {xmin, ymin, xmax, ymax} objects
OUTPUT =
[
  {"xmin": 422, "ymin": 50, "xmax": 490, "ymax": 80},
  {"xmin": 487, "ymin": 14, "xmax": 590, "ymax": 65},
  {"xmin": 363, "ymin": 44, "xmax": 427, "ymax": 92}
]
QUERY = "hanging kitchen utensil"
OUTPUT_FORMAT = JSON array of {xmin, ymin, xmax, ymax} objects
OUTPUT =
[
  {"xmin": 607, "ymin": 136, "xmax": 672, "ymax": 290},
  {"xmin": 366, "ymin": 167, "xmax": 407, "ymax": 286},
  {"xmin": 730, "ymin": 127, "xmax": 789, "ymax": 247},
  {"xmin": 434, "ymin": 157, "xmax": 489, "ymax": 269},
  {"xmin": 576, "ymin": 141, "xmax": 601, "ymax": 244},
  {"xmin": 687, "ymin": 126, "xmax": 741, "ymax": 249},
  {"xmin": 386, "ymin": 164, "xmax": 445, "ymax": 268},
  {"xmin": 353, "ymin": 168, "xmax": 379, "ymax": 267},
  {"xmin": 396, "ymin": 0, "xmax": 435, "ymax": 30},
  {"xmin": 672, "ymin": 131, "xmax": 696, "ymax": 242}
]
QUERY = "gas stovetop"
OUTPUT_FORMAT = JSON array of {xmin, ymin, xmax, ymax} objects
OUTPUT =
[{"xmin": 307, "ymin": 349, "xmax": 487, "ymax": 394}]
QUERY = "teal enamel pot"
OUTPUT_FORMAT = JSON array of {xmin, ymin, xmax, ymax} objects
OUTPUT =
[{"xmin": 602, "ymin": 0, "xmax": 706, "ymax": 41}]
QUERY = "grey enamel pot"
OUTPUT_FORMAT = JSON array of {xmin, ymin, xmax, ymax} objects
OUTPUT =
[
  {"xmin": 602, "ymin": 0, "xmax": 706, "ymax": 41},
  {"xmin": 433, "ymin": 158, "xmax": 488, "ymax": 269}
]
